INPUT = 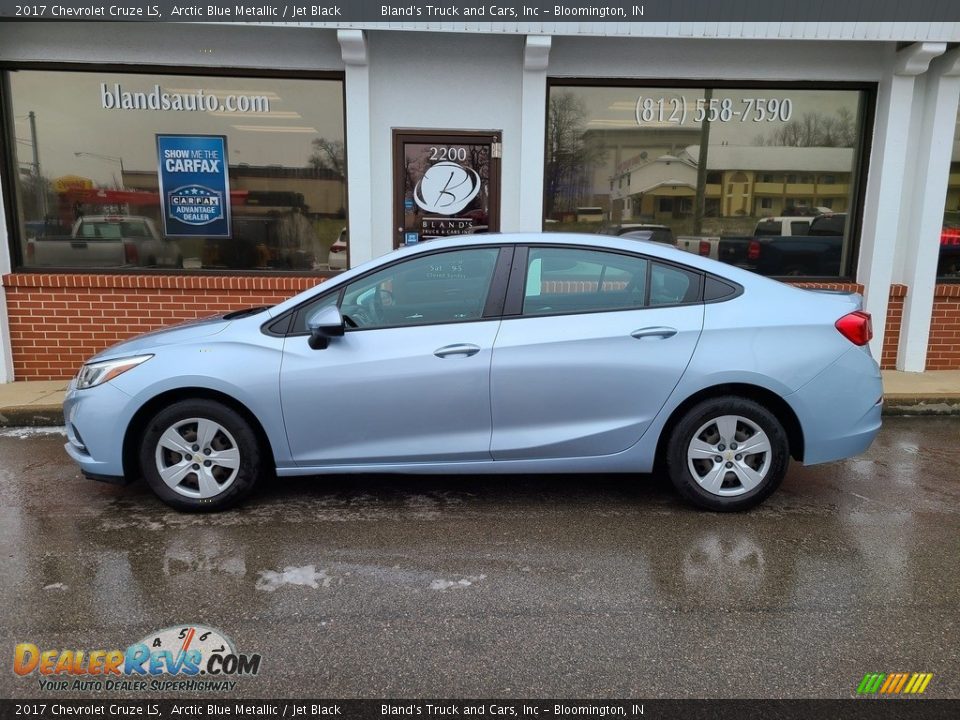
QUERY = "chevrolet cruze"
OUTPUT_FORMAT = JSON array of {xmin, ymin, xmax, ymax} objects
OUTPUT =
[{"xmin": 64, "ymin": 233, "xmax": 883, "ymax": 512}]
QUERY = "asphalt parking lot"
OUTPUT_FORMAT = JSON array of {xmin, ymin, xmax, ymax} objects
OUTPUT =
[{"xmin": 1, "ymin": 417, "xmax": 958, "ymax": 699}]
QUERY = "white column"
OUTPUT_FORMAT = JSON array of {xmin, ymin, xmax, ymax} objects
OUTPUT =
[
  {"xmin": 0, "ymin": 168, "xmax": 14, "ymax": 383},
  {"xmin": 858, "ymin": 43, "xmax": 945, "ymax": 360},
  {"xmin": 896, "ymin": 48, "xmax": 960, "ymax": 371},
  {"xmin": 337, "ymin": 29, "xmax": 374, "ymax": 267},
  {"xmin": 517, "ymin": 35, "xmax": 551, "ymax": 232}
]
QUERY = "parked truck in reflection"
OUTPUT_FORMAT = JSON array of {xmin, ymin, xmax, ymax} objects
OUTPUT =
[
  {"xmin": 677, "ymin": 214, "xmax": 843, "ymax": 276},
  {"xmin": 25, "ymin": 215, "xmax": 182, "ymax": 268}
]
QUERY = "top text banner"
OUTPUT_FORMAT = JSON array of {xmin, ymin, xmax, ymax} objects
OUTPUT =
[{"xmin": 3, "ymin": 1, "xmax": 960, "ymax": 22}]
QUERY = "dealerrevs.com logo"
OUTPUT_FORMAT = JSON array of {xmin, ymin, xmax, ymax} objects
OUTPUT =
[{"xmin": 13, "ymin": 624, "xmax": 261, "ymax": 693}]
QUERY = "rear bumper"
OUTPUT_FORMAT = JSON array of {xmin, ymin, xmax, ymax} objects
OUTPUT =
[{"xmin": 787, "ymin": 346, "xmax": 883, "ymax": 465}]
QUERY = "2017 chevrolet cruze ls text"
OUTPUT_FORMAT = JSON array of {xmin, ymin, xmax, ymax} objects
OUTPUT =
[{"xmin": 64, "ymin": 233, "xmax": 883, "ymax": 512}]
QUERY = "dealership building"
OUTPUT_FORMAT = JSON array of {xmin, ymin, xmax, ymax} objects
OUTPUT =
[{"xmin": 1, "ymin": 20, "xmax": 960, "ymax": 381}]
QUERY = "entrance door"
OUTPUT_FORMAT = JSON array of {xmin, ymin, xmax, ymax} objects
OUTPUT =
[{"xmin": 393, "ymin": 130, "xmax": 501, "ymax": 249}]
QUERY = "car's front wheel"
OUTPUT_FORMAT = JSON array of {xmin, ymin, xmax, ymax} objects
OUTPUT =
[
  {"xmin": 666, "ymin": 397, "xmax": 789, "ymax": 511},
  {"xmin": 140, "ymin": 399, "xmax": 262, "ymax": 512}
]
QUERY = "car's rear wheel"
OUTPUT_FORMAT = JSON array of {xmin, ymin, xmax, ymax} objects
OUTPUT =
[
  {"xmin": 666, "ymin": 397, "xmax": 789, "ymax": 511},
  {"xmin": 140, "ymin": 400, "xmax": 262, "ymax": 512}
]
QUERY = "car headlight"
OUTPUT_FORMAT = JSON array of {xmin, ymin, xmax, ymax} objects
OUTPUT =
[{"xmin": 76, "ymin": 354, "xmax": 153, "ymax": 390}]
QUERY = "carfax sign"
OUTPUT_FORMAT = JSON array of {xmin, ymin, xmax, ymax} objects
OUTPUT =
[{"xmin": 156, "ymin": 134, "xmax": 231, "ymax": 237}]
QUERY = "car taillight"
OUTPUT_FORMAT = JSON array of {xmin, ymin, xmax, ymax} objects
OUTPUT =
[
  {"xmin": 124, "ymin": 242, "xmax": 139, "ymax": 266},
  {"xmin": 941, "ymin": 229, "xmax": 960, "ymax": 246},
  {"xmin": 698, "ymin": 240, "xmax": 710, "ymax": 256},
  {"xmin": 329, "ymin": 245, "xmax": 344, "ymax": 253},
  {"xmin": 836, "ymin": 311, "xmax": 873, "ymax": 346},
  {"xmin": 747, "ymin": 240, "xmax": 761, "ymax": 261}
]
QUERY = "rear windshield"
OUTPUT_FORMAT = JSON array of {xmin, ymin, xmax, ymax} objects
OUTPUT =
[
  {"xmin": 648, "ymin": 229, "xmax": 674, "ymax": 244},
  {"xmin": 755, "ymin": 221, "xmax": 782, "ymax": 236},
  {"xmin": 809, "ymin": 216, "xmax": 846, "ymax": 236},
  {"xmin": 756, "ymin": 220, "xmax": 810, "ymax": 237},
  {"xmin": 79, "ymin": 221, "xmax": 149, "ymax": 239}
]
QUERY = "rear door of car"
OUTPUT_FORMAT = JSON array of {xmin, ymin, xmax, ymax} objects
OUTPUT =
[{"xmin": 489, "ymin": 245, "xmax": 705, "ymax": 460}]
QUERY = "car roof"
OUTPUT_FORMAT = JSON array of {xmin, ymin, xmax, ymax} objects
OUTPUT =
[
  {"xmin": 265, "ymin": 231, "xmax": 801, "ymax": 318},
  {"xmin": 369, "ymin": 232, "xmax": 765, "ymax": 278}
]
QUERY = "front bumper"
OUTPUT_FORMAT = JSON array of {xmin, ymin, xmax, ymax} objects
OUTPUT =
[{"xmin": 63, "ymin": 379, "xmax": 134, "ymax": 479}]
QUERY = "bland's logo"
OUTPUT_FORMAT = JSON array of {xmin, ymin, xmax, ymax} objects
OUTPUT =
[
  {"xmin": 168, "ymin": 185, "xmax": 224, "ymax": 226},
  {"xmin": 13, "ymin": 624, "xmax": 261, "ymax": 693},
  {"xmin": 414, "ymin": 161, "xmax": 481, "ymax": 215}
]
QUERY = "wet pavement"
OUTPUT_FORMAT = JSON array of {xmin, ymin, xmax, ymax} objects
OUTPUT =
[{"xmin": 0, "ymin": 417, "xmax": 958, "ymax": 699}]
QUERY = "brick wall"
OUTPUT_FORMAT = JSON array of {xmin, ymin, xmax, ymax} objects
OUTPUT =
[
  {"xmin": 882, "ymin": 285, "xmax": 908, "ymax": 370},
  {"xmin": 927, "ymin": 284, "xmax": 960, "ymax": 370},
  {"xmin": 1, "ymin": 273, "xmax": 912, "ymax": 380},
  {"xmin": 2, "ymin": 273, "xmax": 325, "ymax": 380}
]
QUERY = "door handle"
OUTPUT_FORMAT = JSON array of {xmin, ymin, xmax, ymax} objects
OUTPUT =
[
  {"xmin": 631, "ymin": 326, "xmax": 678, "ymax": 340},
  {"xmin": 434, "ymin": 343, "xmax": 481, "ymax": 358}
]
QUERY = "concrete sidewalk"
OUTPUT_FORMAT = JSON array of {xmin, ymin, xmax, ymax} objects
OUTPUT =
[{"xmin": 0, "ymin": 371, "xmax": 959, "ymax": 427}]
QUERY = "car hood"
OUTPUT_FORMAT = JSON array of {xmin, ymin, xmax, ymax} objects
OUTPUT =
[{"xmin": 87, "ymin": 313, "xmax": 231, "ymax": 363}]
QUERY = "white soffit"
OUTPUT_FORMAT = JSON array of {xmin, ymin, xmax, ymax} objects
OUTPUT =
[{"xmin": 240, "ymin": 22, "xmax": 960, "ymax": 43}]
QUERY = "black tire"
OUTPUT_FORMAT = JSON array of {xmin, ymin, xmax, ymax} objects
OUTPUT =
[
  {"xmin": 666, "ymin": 396, "xmax": 789, "ymax": 511},
  {"xmin": 140, "ymin": 399, "xmax": 262, "ymax": 512}
]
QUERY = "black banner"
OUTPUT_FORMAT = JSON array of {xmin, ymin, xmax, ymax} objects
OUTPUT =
[
  {"xmin": 2, "ymin": 1, "xmax": 960, "ymax": 23},
  {"xmin": 1, "ymin": 700, "xmax": 960, "ymax": 720}
]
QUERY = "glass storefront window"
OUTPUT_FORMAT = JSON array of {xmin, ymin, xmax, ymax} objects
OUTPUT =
[
  {"xmin": 545, "ymin": 84, "xmax": 868, "ymax": 278},
  {"xmin": 938, "ymin": 105, "xmax": 960, "ymax": 280},
  {"xmin": 6, "ymin": 69, "xmax": 346, "ymax": 272}
]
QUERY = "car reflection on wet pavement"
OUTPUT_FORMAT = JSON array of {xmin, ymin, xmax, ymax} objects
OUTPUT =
[{"xmin": 0, "ymin": 418, "xmax": 958, "ymax": 699}]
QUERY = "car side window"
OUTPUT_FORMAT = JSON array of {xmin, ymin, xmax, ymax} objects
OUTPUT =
[
  {"xmin": 339, "ymin": 247, "xmax": 500, "ymax": 330},
  {"xmin": 522, "ymin": 248, "xmax": 648, "ymax": 316},
  {"xmin": 650, "ymin": 262, "xmax": 701, "ymax": 306}
]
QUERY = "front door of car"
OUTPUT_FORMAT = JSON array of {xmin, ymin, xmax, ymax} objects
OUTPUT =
[
  {"xmin": 280, "ymin": 246, "xmax": 507, "ymax": 466},
  {"xmin": 490, "ymin": 246, "xmax": 705, "ymax": 460}
]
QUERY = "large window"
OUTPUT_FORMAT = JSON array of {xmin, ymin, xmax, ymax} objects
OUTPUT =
[
  {"xmin": 545, "ymin": 83, "xmax": 870, "ymax": 278},
  {"xmin": 938, "ymin": 105, "xmax": 960, "ymax": 280},
  {"xmin": 5, "ymin": 69, "xmax": 346, "ymax": 272}
]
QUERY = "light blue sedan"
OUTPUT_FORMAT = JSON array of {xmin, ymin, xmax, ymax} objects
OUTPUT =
[{"xmin": 63, "ymin": 233, "xmax": 883, "ymax": 512}]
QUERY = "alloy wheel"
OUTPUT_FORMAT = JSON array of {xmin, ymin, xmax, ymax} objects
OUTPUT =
[
  {"xmin": 154, "ymin": 417, "xmax": 241, "ymax": 499},
  {"xmin": 686, "ymin": 414, "xmax": 772, "ymax": 497}
]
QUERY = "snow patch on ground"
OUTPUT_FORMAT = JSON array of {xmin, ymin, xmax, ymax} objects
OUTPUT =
[
  {"xmin": 0, "ymin": 426, "xmax": 66, "ymax": 439},
  {"xmin": 430, "ymin": 574, "xmax": 486, "ymax": 591},
  {"xmin": 255, "ymin": 565, "xmax": 332, "ymax": 592}
]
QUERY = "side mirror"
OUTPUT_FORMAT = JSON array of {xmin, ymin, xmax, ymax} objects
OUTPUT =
[{"xmin": 306, "ymin": 305, "xmax": 345, "ymax": 350}]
